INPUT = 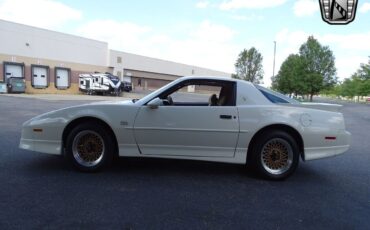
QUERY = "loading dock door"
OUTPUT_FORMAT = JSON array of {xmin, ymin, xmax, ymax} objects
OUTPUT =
[
  {"xmin": 5, "ymin": 64, "xmax": 23, "ymax": 80},
  {"xmin": 123, "ymin": 76, "xmax": 131, "ymax": 83},
  {"xmin": 56, "ymin": 68, "xmax": 69, "ymax": 88},
  {"xmin": 32, "ymin": 67, "xmax": 48, "ymax": 88}
]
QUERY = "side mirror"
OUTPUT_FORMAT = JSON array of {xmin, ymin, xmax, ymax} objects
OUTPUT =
[{"xmin": 147, "ymin": 97, "xmax": 163, "ymax": 109}]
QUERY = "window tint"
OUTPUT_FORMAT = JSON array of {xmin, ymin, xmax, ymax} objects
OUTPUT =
[
  {"xmin": 259, "ymin": 89, "xmax": 289, "ymax": 103},
  {"xmin": 255, "ymin": 85, "xmax": 299, "ymax": 104}
]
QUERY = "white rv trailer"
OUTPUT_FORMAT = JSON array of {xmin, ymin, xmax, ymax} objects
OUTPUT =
[{"xmin": 79, "ymin": 73, "xmax": 122, "ymax": 96}]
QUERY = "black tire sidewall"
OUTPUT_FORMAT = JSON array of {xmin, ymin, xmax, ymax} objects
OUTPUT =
[
  {"xmin": 252, "ymin": 130, "xmax": 300, "ymax": 180},
  {"xmin": 65, "ymin": 122, "xmax": 115, "ymax": 172}
]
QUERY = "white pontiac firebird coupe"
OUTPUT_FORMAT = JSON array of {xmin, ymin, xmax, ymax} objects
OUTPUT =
[{"xmin": 19, "ymin": 76, "xmax": 351, "ymax": 179}]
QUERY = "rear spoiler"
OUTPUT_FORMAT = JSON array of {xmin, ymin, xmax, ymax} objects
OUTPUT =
[{"xmin": 281, "ymin": 102, "xmax": 342, "ymax": 112}]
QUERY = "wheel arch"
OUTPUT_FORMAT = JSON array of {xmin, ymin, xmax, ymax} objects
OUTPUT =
[
  {"xmin": 62, "ymin": 116, "xmax": 119, "ymax": 157},
  {"xmin": 247, "ymin": 124, "xmax": 305, "ymax": 162}
]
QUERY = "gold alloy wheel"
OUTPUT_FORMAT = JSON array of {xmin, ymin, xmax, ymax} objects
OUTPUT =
[
  {"xmin": 260, "ymin": 138, "xmax": 293, "ymax": 175},
  {"xmin": 72, "ymin": 130, "xmax": 105, "ymax": 167}
]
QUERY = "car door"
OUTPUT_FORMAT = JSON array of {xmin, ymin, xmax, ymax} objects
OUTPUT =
[{"xmin": 133, "ymin": 80, "xmax": 239, "ymax": 158}]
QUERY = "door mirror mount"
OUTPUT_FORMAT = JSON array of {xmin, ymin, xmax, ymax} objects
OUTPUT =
[{"xmin": 147, "ymin": 97, "xmax": 163, "ymax": 109}]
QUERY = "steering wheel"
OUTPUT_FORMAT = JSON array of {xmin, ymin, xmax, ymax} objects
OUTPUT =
[{"xmin": 167, "ymin": 96, "xmax": 173, "ymax": 105}]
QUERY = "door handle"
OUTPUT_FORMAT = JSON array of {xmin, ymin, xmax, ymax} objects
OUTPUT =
[{"xmin": 220, "ymin": 115, "xmax": 232, "ymax": 119}]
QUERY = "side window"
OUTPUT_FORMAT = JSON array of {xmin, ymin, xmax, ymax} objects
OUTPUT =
[
  {"xmin": 170, "ymin": 84, "xmax": 222, "ymax": 105},
  {"xmin": 161, "ymin": 80, "xmax": 236, "ymax": 106}
]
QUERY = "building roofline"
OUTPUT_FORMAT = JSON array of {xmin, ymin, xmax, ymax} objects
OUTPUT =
[
  {"xmin": 0, "ymin": 19, "xmax": 108, "ymax": 45},
  {"xmin": 110, "ymin": 50, "xmax": 231, "ymax": 76}
]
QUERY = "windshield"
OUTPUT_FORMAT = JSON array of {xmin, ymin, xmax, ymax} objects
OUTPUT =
[
  {"xmin": 135, "ymin": 78, "xmax": 183, "ymax": 104},
  {"xmin": 107, "ymin": 74, "xmax": 119, "ymax": 80}
]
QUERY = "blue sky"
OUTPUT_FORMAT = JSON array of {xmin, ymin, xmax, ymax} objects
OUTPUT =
[{"xmin": 1, "ymin": 0, "xmax": 370, "ymax": 85}]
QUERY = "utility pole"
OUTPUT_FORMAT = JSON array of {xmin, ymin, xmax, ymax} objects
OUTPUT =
[{"xmin": 273, "ymin": 41, "xmax": 277, "ymax": 78}]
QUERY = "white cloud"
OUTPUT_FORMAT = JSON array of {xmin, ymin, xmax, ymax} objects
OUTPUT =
[
  {"xmin": 319, "ymin": 32, "xmax": 370, "ymax": 51},
  {"xmin": 196, "ymin": 1, "xmax": 209, "ymax": 9},
  {"xmin": 359, "ymin": 2, "xmax": 370, "ymax": 13},
  {"xmin": 0, "ymin": 0, "xmax": 82, "ymax": 29},
  {"xmin": 293, "ymin": 0, "xmax": 319, "ymax": 17},
  {"xmin": 77, "ymin": 20, "xmax": 151, "ymax": 51},
  {"xmin": 219, "ymin": 0, "xmax": 288, "ymax": 10},
  {"xmin": 190, "ymin": 20, "xmax": 236, "ymax": 42},
  {"xmin": 335, "ymin": 56, "xmax": 369, "ymax": 80},
  {"xmin": 77, "ymin": 20, "xmax": 239, "ymax": 73},
  {"xmin": 275, "ymin": 29, "xmax": 309, "ymax": 55}
]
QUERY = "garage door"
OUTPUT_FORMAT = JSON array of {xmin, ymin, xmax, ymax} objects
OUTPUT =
[
  {"xmin": 32, "ymin": 66, "xmax": 48, "ymax": 88},
  {"xmin": 123, "ymin": 76, "xmax": 131, "ymax": 83},
  {"xmin": 56, "ymin": 68, "xmax": 69, "ymax": 88},
  {"xmin": 5, "ymin": 64, "xmax": 23, "ymax": 80}
]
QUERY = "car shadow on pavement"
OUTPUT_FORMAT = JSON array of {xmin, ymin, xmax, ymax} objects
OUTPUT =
[
  {"xmin": 111, "ymin": 157, "xmax": 248, "ymax": 175},
  {"xmin": 24, "ymin": 155, "xmax": 260, "ymax": 178},
  {"xmin": 24, "ymin": 155, "xmax": 323, "ymax": 182}
]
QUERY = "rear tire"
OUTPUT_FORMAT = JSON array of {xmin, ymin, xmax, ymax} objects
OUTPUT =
[
  {"xmin": 65, "ymin": 122, "xmax": 115, "ymax": 172},
  {"xmin": 250, "ymin": 130, "xmax": 299, "ymax": 180}
]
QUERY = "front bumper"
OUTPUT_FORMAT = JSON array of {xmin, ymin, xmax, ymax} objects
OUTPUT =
[{"xmin": 19, "ymin": 138, "xmax": 62, "ymax": 155}]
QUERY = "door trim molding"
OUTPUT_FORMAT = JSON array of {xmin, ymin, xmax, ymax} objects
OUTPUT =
[{"xmin": 131, "ymin": 127, "xmax": 240, "ymax": 133}]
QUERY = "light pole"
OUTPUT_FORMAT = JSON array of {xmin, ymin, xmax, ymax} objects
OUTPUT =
[{"xmin": 273, "ymin": 41, "xmax": 277, "ymax": 78}]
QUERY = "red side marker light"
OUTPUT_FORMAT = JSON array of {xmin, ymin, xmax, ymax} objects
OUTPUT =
[{"xmin": 325, "ymin": 136, "xmax": 336, "ymax": 140}]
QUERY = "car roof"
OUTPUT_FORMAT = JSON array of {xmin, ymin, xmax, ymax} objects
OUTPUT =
[{"xmin": 180, "ymin": 76, "xmax": 254, "ymax": 86}]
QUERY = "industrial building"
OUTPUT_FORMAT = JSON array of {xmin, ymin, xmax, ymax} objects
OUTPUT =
[{"xmin": 0, "ymin": 19, "xmax": 230, "ymax": 94}]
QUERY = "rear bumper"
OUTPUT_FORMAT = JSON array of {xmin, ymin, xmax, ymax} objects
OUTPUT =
[{"xmin": 304, "ymin": 131, "xmax": 351, "ymax": 161}]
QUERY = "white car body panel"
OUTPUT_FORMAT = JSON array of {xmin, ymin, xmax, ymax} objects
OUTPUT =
[
  {"xmin": 19, "ymin": 76, "xmax": 351, "ymax": 164},
  {"xmin": 133, "ymin": 106, "xmax": 239, "ymax": 157}
]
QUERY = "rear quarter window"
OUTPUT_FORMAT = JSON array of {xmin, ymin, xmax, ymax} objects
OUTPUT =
[{"xmin": 259, "ymin": 89, "xmax": 289, "ymax": 103}]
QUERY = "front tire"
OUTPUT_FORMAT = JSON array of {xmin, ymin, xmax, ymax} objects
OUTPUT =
[
  {"xmin": 250, "ymin": 130, "xmax": 299, "ymax": 180},
  {"xmin": 65, "ymin": 122, "xmax": 115, "ymax": 172}
]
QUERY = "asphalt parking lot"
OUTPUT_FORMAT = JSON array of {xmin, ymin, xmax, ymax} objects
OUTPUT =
[{"xmin": 0, "ymin": 95, "xmax": 369, "ymax": 229}]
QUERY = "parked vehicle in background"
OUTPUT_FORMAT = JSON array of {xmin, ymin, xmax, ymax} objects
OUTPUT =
[
  {"xmin": 79, "ymin": 73, "xmax": 122, "ymax": 96},
  {"xmin": 121, "ymin": 81, "xmax": 132, "ymax": 92},
  {"xmin": 7, "ymin": 77, "xmax": 26, "ymax": 93}
]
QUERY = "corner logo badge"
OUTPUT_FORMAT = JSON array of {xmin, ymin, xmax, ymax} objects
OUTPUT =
[{"xmin": 319, "ymin": 0, "xmax": 358, "ymax": 25}]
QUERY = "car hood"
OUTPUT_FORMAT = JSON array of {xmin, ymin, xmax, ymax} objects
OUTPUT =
[
  {"xmin": 24, "ymin": 99, "xmax": 136, "ymax": 125},
  {"xmin": 85, "ymin": 99, "xmax": 134, "ymax": 106}
]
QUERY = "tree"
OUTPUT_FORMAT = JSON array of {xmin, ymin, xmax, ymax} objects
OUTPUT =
[
  {"xmin": 341, "ymin": 78, "xmax": 357, "ymax": 99},
  {"xmin": 320, "ymin": 57, "xmax": 370, "ymax": 100},
  {"xmin": 340, "ymin": 58, "xmax": 370, "ymax": 100},
  {"xmin": 299, "ymin": 36, "xmax": 337, "ymax": 101},
  {"xmin": 272, "ymin": 54, "xmax": 305, "ymax": 96},
  {"xmin": 356, "ymin": 58, "xmax": 370, "ymax": 80},
  {"xmin": 234, "ymin": 47, "xmax": 264, "ymax": 83}
]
